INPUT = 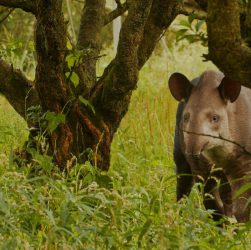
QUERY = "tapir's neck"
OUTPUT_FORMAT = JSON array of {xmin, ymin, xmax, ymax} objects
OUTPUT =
[{"xmin": 228, "ymin": 87, "xmax": 251, "ymax": 153}]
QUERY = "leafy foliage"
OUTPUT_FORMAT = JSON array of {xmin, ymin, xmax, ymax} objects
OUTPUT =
[
  {"xmin": 0, "ymin": 48, "xmax": 250, "ymax": 249},
  {"xmin": 0, "ymin": 6, "xmax": 250, "ymax": 249},
  {"xmin": 44, "ymin": 112, "xmax": 66, "ymax": 134},
  {"xmin": 176, "ymin": 13, "xmax": 207, "ymax": 46},
  {"xmin": 79, "ymin": 96, "xmax": 96, "ymax": 114},
  {"xmin": 65, "ymin": 49, "xmax": 82, "ymax": 88}
]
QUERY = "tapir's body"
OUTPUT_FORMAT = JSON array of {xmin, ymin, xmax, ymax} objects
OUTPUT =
[{"xmin": 169, "ymin": 70, "xmax": 251, "ymax": 222}]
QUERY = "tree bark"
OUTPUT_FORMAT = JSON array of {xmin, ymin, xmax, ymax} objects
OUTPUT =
[
  {"xmin": 138, "ymin": 0, "xmax": 181, "ymax": 69},
  {"xmin": 0, "ymin": 60, "xmax": 39, "ymax": 118},
  {"xmin": 0, "ymin": 0, "xmax": 181, "ymax": 171},
  {"xmin": 207, "ymin": 0, "xmax": 251, "ymax": 87},
  {"xmin": 34, "ymin": 0, "xmax": 76, "ymax": 167},
  {"xmin": 76, "ymin": 0, "xmax": 106, "ymax": 94},
  {"xmin": 0, "ymin": 0, "xmax": 36, "ymax": 14},
  {"xmin": 91, "ymin": 0, "xmax": 154, "ymax": 132}
]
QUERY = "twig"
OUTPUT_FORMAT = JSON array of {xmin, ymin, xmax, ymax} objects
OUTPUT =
[
  {"xmin": 182, "ymin": 129, "xmax": 251, "ymax": 157},
  {"xmin": 72, "ymin": 0, "xmax": 85, "ymax": 3},
  {"xmin": 0, "ymin": 8, "xmax": 14, "ymax": 24},
  {"xmin": 104, "ymin": 2, "xmax": 128, "ymax": 26},
  {"xmin": 0, "ymin": 0, "xmax": 36, "ymax": 15},
  {"xmin": 179, "ymin": 9, "xmax": 206, "ymax": 20},
  {"xmin": 115, "ymin": 0, "xmax": 123, "ymax": 9},
  {"xmin": 179, "ymin": 0, "xmax": 207, "ymax": 20}
]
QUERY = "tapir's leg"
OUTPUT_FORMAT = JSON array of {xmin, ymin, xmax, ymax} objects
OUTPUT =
[
  {"xmin": 225, "ymin": 158, "xmax": 251, "ymax": 222},
  {"xmin": 203, "ymin": 176, "xmax": 225, "ymax": 221},
  {"xmin": 203, "ymin": 171, "xmax": 233, "ymax": 221},
  {"xmin": 233, "ymin": 182, "xmax": 251, "ymax": 222},
  {"xmin": 174, "ymin": 102, "xmax": 193, "ymax": 201},
  {"xmin": 192, "ymin": 165, "xmax": 226, "ymax": 221},
  {"xmin": 175, "ymin": 148, "xmax": 193, "ymax": 201},
  {"xmin": 218, "ymin": 173, "xmax": 233, "ymax": 217},
  {"xmin": 231, "ymin": 179, "xmax": 251, "ymax": 222}
]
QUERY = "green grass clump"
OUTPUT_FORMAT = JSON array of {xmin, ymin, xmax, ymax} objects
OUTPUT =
[
  {"xmin": 0, "ymin": 159, "xmax": 250, "ymax": 249},
  {"xmin": 0, "ymin": 41, "xmax": 250, "ymax": 249}
]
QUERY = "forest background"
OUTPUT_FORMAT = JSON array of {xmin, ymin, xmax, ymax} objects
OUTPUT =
[{"xmin": 0, "ymin": 0, "xmax": 250, "ymax": 249}]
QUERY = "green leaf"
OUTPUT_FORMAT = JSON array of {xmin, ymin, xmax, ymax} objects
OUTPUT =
[
  {"xmin": 65, "ymin": 54, "xmax": 75, "ymax": 69},
  {"xmin": 96, "ymin": 173, "xmax": 113, "ymax": 189},
  {"xmin": 195, "ymin": 20, "xmax": 205, "ymax": 32},
  {"xmin": 65, "ymin": 71, "xmax": 79, "ymax": 87},
  {"xmin": 138, "ymin": 219, "xmax": 152, "ymax": 247},
  {"xmin": 188, "ymin": 13, "xmax": 198, "ymax": 24},
  {"xmin": 183, "ymin": 34, "xmax": 199, "ymax": 43},
  {"xmin": 79, "ymin": 96, "xmax": 95, "ymax": 114},
  {"xmin": 66, "ymin": 41, "xmax": 73, "ymax": 50},
  {"xmin": 71, "ymin": 72, "xmax": 79, "ymax": 87},
  {"xmin": 234, "ymin": 182, "xmax": 251, "ymax": 198},
  {"xmin": 176, "ymin": 29, "xmax": 189, "ymax": 41},
  {"xmin": 45, "ymin": 112, "xmax": 65, "ymax": 133},
  {"xmin": 179, "ymin": 20, "xmax": 191, "ymax": 28}
]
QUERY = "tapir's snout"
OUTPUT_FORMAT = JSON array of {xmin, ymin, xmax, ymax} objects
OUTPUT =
[{"xmin": 183, "ymin": 133, "xmax": 210, "ymax": 158}]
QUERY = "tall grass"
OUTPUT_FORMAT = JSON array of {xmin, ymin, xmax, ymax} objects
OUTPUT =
[{"xmin": 0, "ymin": 39, "xmax": 250, "ymax": 249}]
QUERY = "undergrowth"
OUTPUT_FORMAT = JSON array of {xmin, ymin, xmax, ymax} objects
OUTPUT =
[{"xmin": 0, "ymin": 41, "xmax": 250, "ymax": 249}]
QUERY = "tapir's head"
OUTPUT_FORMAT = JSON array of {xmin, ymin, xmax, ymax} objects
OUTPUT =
[{"xmin": 168, "ymin": 71, "xmax": 241, "ymax": 160}]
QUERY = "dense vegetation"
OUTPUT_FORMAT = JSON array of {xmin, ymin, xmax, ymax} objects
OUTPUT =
[
  {"xmin": 0, "ymin": 1, "xmax": 251, "ymax": 249},
  {"xmin": 1, "ymin": 43, "xmax": 251, "ymax": 248}
]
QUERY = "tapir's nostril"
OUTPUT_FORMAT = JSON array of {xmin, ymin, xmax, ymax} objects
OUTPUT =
[
  {"xmin": 185, "ymin": 141, "xmax": 209, "ymax": 158},
  {"xmin": 184, "ymin": 152, "xmax": 201, "ymax": 158},
  {"xmin": 191, "ymin": 154, "xmax": 201, "ymax": 160}
]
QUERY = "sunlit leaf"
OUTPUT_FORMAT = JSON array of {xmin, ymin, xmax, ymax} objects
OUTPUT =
[
  {"xmin": 195, "ymin": 20, "xmax": 205, "ymax": 32},
  {"xmin": 188, "ymin": 12, "xmax": 198, "ymax": 24},
  {"xmin": 65, "ymin": 71, "xmax": 79, "ymax": 87},
  {"xmin": 234, "ymin": 182, "xmax": 251, "ymax": 198},
  {"xmin": 79, "ymin": 96, "xmax": 95, "ymax": 114},
  {"xmin": 44, "ymin": 111, "xmax": 65, "ymax": 133}
]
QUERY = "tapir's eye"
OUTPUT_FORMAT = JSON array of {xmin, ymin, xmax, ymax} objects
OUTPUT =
[
  {"xmin": 212, "ymin": 114, "xmax": 220, "ymax": 123},
  {"xmin": 183, "ymin": 113, "xmax": 190, "ymax": 123}
]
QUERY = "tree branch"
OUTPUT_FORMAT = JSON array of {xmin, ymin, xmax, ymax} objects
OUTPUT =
[
  {"xmin": 182, "ymin": 129, "xmax": 251, "ymax": 157},
  {"xmin": 179, "ymin": 3, "xmax": 207, "ymax": 20},
  {"xmin": 92, "ymin": 0, "xmax": 153, "ymax": 131},
  {"xmin": 35, "ymin": 0, "xmax": 68, "ymax": 111},
  {"xmin": 0, "ymin": 0, "xmax": 36, "ymax": 14},
  {"xmin": 0, "ymin": 60, "xmax": 39, "ymax": 118},
  {"xmin": 77, "ymin": 0, "xmax": 105, "ymax": 49},
  {"xmin": 193, "ymin": 0, "xmax": 207, "ymax": 11},
  {"xmin": 0, "ymin": 8, "xmax": 14, "ymax": 24},
  {"xmin": 183, "ymin": 0, "xmax": 207, "ymax": 12},
  {"xmin": 76, "ymin": 0, "xmax": 106, "ymax": 95},
  {"xmin": 104, "ymin": 2, "xmax": 128, "ymax": 26},
  {"xmin": 207, "ymin": 0, "xmax": 251, "ymax": 88},
  {"xmin": 240, "ymin": 1, "xmax": 251, "ymax": 47},
  {"xmin": 138, "ymin": 0, "xmax": 181, "ymax": 69}
]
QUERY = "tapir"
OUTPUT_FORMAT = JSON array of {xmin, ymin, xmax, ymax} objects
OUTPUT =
[{"xmin": 168, "ymin": 70, "xmax": 251, "ymax": 222}]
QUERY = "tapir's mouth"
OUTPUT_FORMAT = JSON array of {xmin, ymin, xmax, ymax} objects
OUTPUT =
[{"xmin": 185, "ymin": 141, "xmax": 210, "ymax": 158}]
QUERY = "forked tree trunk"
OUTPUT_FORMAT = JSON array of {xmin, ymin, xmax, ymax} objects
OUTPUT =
[
  {"xmin": 0, "ymin": 0, "xmax": 181, "ymax": 171},
  {"xmin": 1, "ymin": 0, "xmax": 251, "ymax": 171}
]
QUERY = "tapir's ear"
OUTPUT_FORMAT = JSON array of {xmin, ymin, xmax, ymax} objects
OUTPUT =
[
  {"xmin": 168, "ymin": 73, "xmax": 192, "ymax": 101},
  {"xmin": 218, "ymin": 77, "xmax": 241, "ymax": 103}
]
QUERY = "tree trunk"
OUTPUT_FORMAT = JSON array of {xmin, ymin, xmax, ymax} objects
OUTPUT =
[
  {"xmin": 206, "ymin": 0, "xmax": 251, "ymax": 87},
  {"xmin": 5, "ymin": 0, "xmax": 251, "ymax": 171},
  {"xmin": 0, "ymin": 0, "xmax": 181, "ymax": 171}
]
